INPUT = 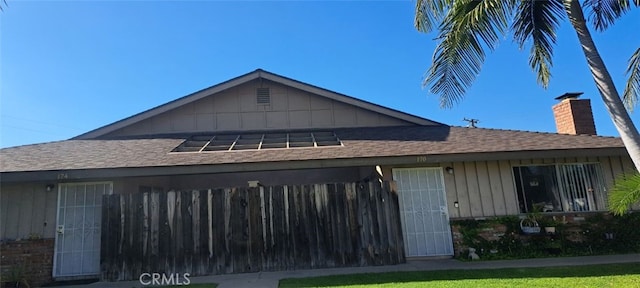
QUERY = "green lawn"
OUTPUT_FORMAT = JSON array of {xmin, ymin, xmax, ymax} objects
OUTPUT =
[
  {"xmin": 279, "ymin": 263, "xmax": 640, "ymax": 288},
  {"xmin": 162, "ymin": 284, "xmax": 217, "ymax": 288}
]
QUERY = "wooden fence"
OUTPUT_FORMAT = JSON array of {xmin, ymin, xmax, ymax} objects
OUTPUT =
[{"xmin": 100, "ymin": 181, "xmax": 405, "ymax": 280}]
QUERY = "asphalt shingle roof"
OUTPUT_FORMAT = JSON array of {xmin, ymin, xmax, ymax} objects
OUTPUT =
[{"xmin": 0, "ymin": 126, "xmax": 625, "ymax": 173}]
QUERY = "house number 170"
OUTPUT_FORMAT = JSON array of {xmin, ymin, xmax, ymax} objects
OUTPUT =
[{"xmin": 416, "ymin": 156, "xmax": 427, "ymax": 163}]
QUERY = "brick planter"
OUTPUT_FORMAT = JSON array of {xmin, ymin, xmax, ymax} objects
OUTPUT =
[
  {"xmin": 1, "ymin": 239, "xmax": 54, "ymax": 287},
  {"xmin": 450, "ymin": 212, "xmax": 640, "ymax": 259}
]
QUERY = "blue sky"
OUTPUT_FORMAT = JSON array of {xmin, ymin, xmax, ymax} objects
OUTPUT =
[{"xmin": 1, "ymin": 1, "xmax": 639, "ymax": 148}]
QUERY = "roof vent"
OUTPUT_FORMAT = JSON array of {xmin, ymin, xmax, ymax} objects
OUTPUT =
[{"xmin": 257, "ymin": 88, "xmax": 270, "ymax": 105}]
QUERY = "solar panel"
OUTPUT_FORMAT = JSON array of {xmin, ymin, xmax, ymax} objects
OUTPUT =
[{"xmin": 171, "ymin": 131, "xmax": 342, "ymax": 153}]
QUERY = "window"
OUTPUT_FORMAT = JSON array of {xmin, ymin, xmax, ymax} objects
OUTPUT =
[{"xmin": 513, "ymin": 163, "xmax": 607, "ymax": 213}]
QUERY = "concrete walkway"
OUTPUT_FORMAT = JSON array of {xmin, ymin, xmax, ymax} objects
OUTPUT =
[{"xmin": 59, "ymin": 254, "xmax": 640, "ymax": 288}]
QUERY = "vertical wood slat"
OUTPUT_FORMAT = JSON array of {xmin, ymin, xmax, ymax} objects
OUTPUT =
[
  {"xmin": 262, "ymin": 186, "xmax": 271, "ymax": 267},
  {"xmin": 158, "ymin": 190, "xmax": 170, "ymax": 277},
  {"xmin": 191, "ymin": 190, "xmax": 200, "ymax": 274},
  {"xmin": 314, "ymin": 184, "xmax": 329, "ymax": 268},
  {"xmin": 499, "ymin": 160, "xmax": 519, "ymax": 215},
  {"xmin": 463, "ymin": 162, "xmax": 484, "ymax": 217},
  {"xmin": 100, "ymin": 181, "xmax": 404, "ymax": 280},
  {"xmin": 134, "ymin": 192, "xmax": 144, "ymax": 279},
  {"xmin": 248, "ymin": 187, "xmax": 263, "ymax": 272},
  {"xmin": 43, "ymin": 189, "xmax": 59, "ymax": 238},
  {"xmin": 442, "ymin": 163, "xmax": 459, "ymax": 218},
  {"xmin": 387, "ymin": 180, "xmax": 398, "ymax": 263},
  {"xmin": 357, "ymin": 182, "xmax": 373, "ymax": 265},
  {"xmin": 272, "ymin": 185, "xmax": 286, "ymax": 270},
  {"xmin": 452, "ymin": 162, "xmax": 471, "ymax": 217},
  {"xmin": 180, "ymin": 190, "xmax": 192, "ymax": 274},
  {"xmin": 620, "ymin": 155, "xmax": 636, "ymax": 174},
  {"xmin": 223, "ymin": 188, "xmax": 232, "ymax": 274},
  {"xmin": 229, "ymin": 188, "xmax": 244, "ymax": 273},
  {"xmin": 199, "ymin": 190, "xmax": 209, "ymax": 275},
  {"xmin": 142, "ymin": 192, "xmax": 150, "ymax": 275},
  {"xmin": 321, "ymin": 184, "xmax": 336, "ymax": 268},
  {"xmin": 4, "ymin": 186, "xmax": 21, "ymax": 240},
  {"xmin": 0, "ymin": 185, "xmax": 11, "ymax": 239},
  {"xmin": 374, "ymin": 181, "xmax": 389, "ymax": 265},
  {"xmin": 212, "ymin": 188, "xmax": 226, "ymax": 274},
  {"xmin": 475, "ymin": 162, "xmax": 496, "ymax": 216},
  {"xmin": 368, "ymin": 182, "xmax": 381, "ymax": 264},
  {"xmin": 124, "ymin": 193, "xmax": 133, "ymax": 280},
  {"xmin": 150, "ymin": 190, "xmax": 160, "ymax": 275},
  {"xmin": 305, "ymin": 185, "xmax": 318, "ymax": 268},
  {"xmin": 284, "ymin": 186, "xmax": 295, "ymax": 269},
  {"xmin": 334, "ymin": 183, "xmax": 348, "ymax": 266},
  {"xmin": 485, "ymin": 161, "xmax": 506, "ymax": 216},
  {"xmin": 30, "ymin": 186, "xmax": 46, "ymax": 238},
  {"xmin": 17, "ymin": 186, "xmax": 34, "ymax": 240},
  {"xmin": 345, "ymin": 183, "xmax": 360, "ymax": 266},
  {"xmin": 333, "ymin": 184, "xmax": 343, "ymax": 266},
  {"xmin": 291, "ymin": 185, "xmax": 303, "ymax": 268}
]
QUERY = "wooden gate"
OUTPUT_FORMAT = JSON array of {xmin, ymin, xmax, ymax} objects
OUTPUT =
[{"xmin": 100, "ymin": 181, "xmax": 404, "ymax": 280}]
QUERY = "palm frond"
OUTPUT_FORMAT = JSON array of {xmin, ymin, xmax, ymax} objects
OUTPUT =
[
  {"xmin": 512, "ymin": 0, "xmax": 564, "ymax": 88},
  {"xmin": 424, "ymin": 0, "xmax": 514, "ymax": 108},
  {"xmin": 623, "ymin": 47, "xmax": 640, "ymax": 112},
  {"xmin": 608, "ymin": 172, "xmax": 640, "ymax": 215},
  {"xmin": 415, "ymin": 0, "xmax": 454, "ymax": 33},
  {"xmin": 582, "ymin": 0, "xmax": 635, "ymax": 31}
]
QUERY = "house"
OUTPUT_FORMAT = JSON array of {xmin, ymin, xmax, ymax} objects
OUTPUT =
[{"xmin": 0, "ymin": 69, "xmax": 635, "ymax": 285}]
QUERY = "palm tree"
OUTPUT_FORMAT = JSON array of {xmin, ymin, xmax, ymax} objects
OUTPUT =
[
  {"xmin": 609, "ymin": 172, "xmax": 640, "ymax": 215},
  {"xmin": 415, "ymin": 0, "xmax": 640, "ymax": 172}
]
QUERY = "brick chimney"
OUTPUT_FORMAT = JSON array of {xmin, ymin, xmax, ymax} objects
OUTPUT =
[{"xmin": 552, "ymin": 92, "xmax": 597, "ymax": 135}]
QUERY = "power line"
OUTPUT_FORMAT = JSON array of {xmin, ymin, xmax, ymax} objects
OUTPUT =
[
  {"xmin": 0, "ymin": 124, "xmax": 65, "ymax": 136},
  {"xmin": 0, "ymin": 114, "xmax": 84, "ymax": 131}
]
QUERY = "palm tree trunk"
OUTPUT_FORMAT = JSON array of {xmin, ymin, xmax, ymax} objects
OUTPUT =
[{"xmin": 564, "ymin": 0, "xmax": 640, "ymax": 172}]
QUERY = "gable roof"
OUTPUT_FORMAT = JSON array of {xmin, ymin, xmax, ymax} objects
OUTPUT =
[
  {"xmin": 1, "ymin": 126, "xmax": 627, "ymax": 181},
  {"xmin": 74, "ymin": 69, "xmax": 441, "ymax": 139}
]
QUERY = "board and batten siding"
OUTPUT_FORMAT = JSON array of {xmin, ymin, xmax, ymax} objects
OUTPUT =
[
  {"xmin": 0, "ymin": 183, "xmax": 57, "ymax": 240},
  {"xmin": 442, "ymin": 155, "xmax": 635, "ymax": 219},
  {"xmin": 105, "ymin": 79, "xmax": 412, "ymax": 137}
]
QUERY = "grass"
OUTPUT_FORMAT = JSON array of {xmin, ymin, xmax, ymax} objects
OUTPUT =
[
  {"xmin": 279, "ymin": 263, "xmax": 640, "ymax": 288},
  {"xmin": 160, "ymin": 284, "xmax": 216, "ymax": 288}
]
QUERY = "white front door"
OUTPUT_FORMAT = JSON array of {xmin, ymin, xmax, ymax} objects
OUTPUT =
[
  {"xmin": 54, "ymin": 182, "xmax": 112, "ymax": 278},
  {"xmin": 393, "ymin": 168, "xmax": 453, "ymax": 257}
]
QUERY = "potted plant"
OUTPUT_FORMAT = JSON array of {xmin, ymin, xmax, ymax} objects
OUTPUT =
[
  {"xmin": 520, "ymin": 212, "xmax": 541, "ymax": 234},
  {"xmin": 538, "ymin": 216, "xmax": 560, "ymax": 235}
]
